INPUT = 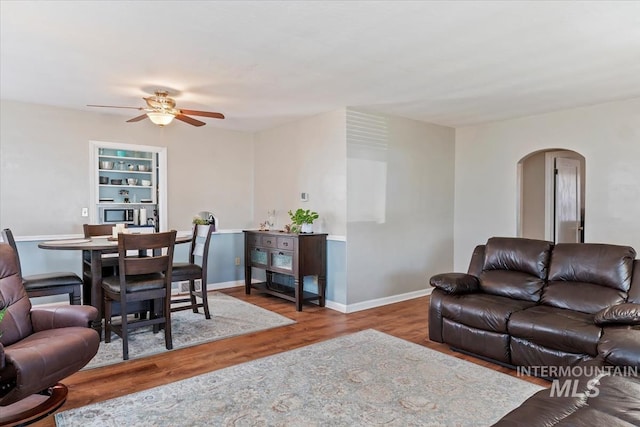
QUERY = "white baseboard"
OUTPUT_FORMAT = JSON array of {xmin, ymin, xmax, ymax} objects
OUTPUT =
[{"xmin": 325, "ymin": 287, "xmax": 433, "ymax": 313}]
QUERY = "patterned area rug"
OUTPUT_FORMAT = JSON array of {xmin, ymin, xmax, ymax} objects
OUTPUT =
[
  {"xmin": 60, "ymin": 329, "xmax": 543, "ymax": 425},
  {"xmin": 84, "ymin": 291, "xmax": 295, "ymax": 369}
]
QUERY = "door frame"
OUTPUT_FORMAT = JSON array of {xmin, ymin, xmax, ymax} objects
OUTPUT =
[{"xmin": 517, "ymin": 149, "xmax": 585, "ymax": 243}]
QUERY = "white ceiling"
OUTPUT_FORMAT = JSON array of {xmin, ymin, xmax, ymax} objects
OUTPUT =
[{"xmin": 1, "ymin": 1, "xmax": 639, "ymax": 132}]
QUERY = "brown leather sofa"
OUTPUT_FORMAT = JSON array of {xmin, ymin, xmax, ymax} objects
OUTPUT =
[
  {"xmin": 429, "ymin": 237, "xmax": 640, "ymax": 367},
  {"xmin": 493, "ymin": 326, "xmax": 640, "ymax": 426},
  {"xmin": 0, "ymin": 243, "xmax": 100, "ymax": 421},
  {"xmin": 430, "ymin": 237, "xmax": 640, "ymax": 425}
]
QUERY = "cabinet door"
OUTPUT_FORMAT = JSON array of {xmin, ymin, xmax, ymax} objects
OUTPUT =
[
  {"xmin": 270, "ymin": 250, "xmax": 294, "ymax": 273},
  {"xmin": 249, "ymin": 247, "xmax": 269, "ymax": 268}
]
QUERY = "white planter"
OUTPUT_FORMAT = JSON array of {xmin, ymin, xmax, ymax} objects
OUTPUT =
[{"xmin": 300, "ymin": 223, "xmax": 313, "ymax": 233}]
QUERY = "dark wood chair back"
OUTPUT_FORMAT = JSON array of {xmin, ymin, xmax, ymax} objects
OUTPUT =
[
  {"xmin": 83, "ymin": 224, "xmax": 123, "ymax": 237},
  {"xmin": 102, "ymin": 230, "xmax": 177, "ymax": 360}
]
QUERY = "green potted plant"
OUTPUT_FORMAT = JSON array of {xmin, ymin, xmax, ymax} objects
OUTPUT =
[
  {"xmin": 288, "ymin": 209, "xmax": 319, "ymax": 233},
  {"xmin": 192, "ymin": 215, "xmax": 214, "ymax": 238},
  {"xmin": 192, "ymin": 216, "xmax": 209, "ymax": 225}
]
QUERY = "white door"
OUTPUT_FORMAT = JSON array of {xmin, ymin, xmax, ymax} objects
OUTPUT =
[{"xmin": 554, "ymin": 157, "xmax": 582, "ymax": 243}]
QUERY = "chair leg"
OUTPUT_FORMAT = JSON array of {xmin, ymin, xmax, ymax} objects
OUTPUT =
[
  {"xmin": 189, "ymin": 280, "xmax": 198, "ymax": 314},
  {"xmin": 201, "ymin": 281, "xmax": 211, "ymax": 320},
  {"xmin": 164, "ymin": 297, "xmax": 173, "ymax": 350},
  {"xmin": 104, "ymin": 297, "xmax": 112, "ymax": 343},
  {"xmin": 150, "ymin": 299, "xmax": 158, "ymax": 334},
  {"xmin": 121, "ymin": 309, "xmax": 129, "ymax": 360},
  {"xmin": 70, "ymin": 285, "xmax": 82, "ymax": 305}
]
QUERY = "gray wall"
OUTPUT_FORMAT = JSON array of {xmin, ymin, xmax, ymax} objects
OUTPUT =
[
  {"xmin": 346, "ymin": 109, "xmax": 455, "ymax": 304},
  {"xmin": 0, "ymin": 100, "xmax": 255, "ymax": 236},
  {"xmin": 454, "ymin": 98, "xmax": 640, "ymax": 270}
]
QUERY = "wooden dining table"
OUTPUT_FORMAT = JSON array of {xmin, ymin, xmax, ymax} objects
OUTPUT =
[{"xmin": 38, "ymin": 234, "xmax": 191, "ymax": 337}]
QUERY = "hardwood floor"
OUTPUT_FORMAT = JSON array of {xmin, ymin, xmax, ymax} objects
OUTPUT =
[{"xmin": 31, "ymin": 288, "xmax": 548, "ymax": 426}]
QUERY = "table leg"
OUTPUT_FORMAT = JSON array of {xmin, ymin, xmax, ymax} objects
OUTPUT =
[
  {"xmin": 244, "ymin": 263, "xmax": 252, "ymax": 294},
  {"xmin": 89, "ymin": 249, "xmax": 104, "ymax": 338},
  {"xmin": 294, "ymin": 275, "xmax": 303, "ymax": 312},
  {"xmin": 318, "ymin": 274, "xmax": 326, "ymax": 307}
]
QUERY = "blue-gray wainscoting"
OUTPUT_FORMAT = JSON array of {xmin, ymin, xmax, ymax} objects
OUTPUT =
[{"xmin": 7, "ymin": 232, "xmax": 347, "ymax": 308}]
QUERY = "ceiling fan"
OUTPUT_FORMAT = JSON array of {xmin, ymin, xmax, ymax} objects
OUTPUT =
[{"xmin": 87, "ymin": 90, "xmax": 224, "ymax": 127}]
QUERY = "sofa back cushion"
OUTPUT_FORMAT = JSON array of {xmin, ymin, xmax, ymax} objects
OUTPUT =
[
  {"xmin": 0, "ymin": 243, "xmax": 33, "ymax": 346},
  {"xmin": 628, "ymin": 260, "xmax": 640, "ymax": 304},
  {"xmin": 541, "ymin": 243, "xmax": 636, "ymax": 313},
  {"xmin": 479, "ymin": 237, "xmax": 553, "ymax": 302}
]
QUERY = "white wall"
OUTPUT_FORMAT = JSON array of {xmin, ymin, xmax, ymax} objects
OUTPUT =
[
  {"xmin": 520, "ymin": 151, "xmax": 546, "ymax": 239},
  {"xmin": 252, "ymin": 109, "xmax": 347, "ymax": 235},
  {"xmin": 455, "ymin": 98, "xmax": 640, "ymax": 270},
  {"xmin": 0, "ymin": 100, "xmax": 254, "ymax": 236},
  {"xmin": 346, "ymin": 109, "xmax": 455, "ymax": 304}
]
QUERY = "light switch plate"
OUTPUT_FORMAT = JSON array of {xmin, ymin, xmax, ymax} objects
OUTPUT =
[{"xmin": 300, "ymin": 192, "xmax": 309, "ymax": 202}]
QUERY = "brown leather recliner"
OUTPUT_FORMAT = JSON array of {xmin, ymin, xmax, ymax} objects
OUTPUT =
[{"xmin": 0, "ymin": 243, "xmax": 100, "ymax": 422}]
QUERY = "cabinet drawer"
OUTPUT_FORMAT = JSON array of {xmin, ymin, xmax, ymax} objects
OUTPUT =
[
  {"xmin": 277, "ymin": 237, "xmax": 294, "ymax": 250},
  {"xmin": 262, "ymin": 235, "xmax": 277, "ymax": 248},
  {"xmin": 247, "ymin": 233, "xmax": 262, "ymax": 246}
]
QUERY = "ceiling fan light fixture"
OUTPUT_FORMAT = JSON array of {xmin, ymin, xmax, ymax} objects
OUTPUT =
[{"xmin": 147, "ymin": 111, "xmax": 175, "ymax": 126}]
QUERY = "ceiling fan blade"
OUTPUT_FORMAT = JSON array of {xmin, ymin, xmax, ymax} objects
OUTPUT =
[
  {"xmin": 175, "ymin": 114, "xmax": 206, "ymax": 127},
  {"xmin": 126, "ymin": 114, "xmax": 148, "ymax": 123},
  {"xmin": 179, "ymin": 109, "xmax": 225, "ymax": 119},
  {"xmin": 87, "ymin": 104, "xmax": 144, "ymax": 110}
]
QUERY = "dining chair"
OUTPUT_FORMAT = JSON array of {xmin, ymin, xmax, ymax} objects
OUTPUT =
[
  {"xmin": 171, "ymin": 223, "xmax": 214, "ymax": 319},
  {"xmin": 82, "ymin": 223, "xmax": 123, "ymax": 277},
  {"xmin": 101, "ymin": 230, "xmax": 177, "ymax": 360},
  {"xmin": 1, "ymin": 228, "xmax": 82, "ymax": 304}
]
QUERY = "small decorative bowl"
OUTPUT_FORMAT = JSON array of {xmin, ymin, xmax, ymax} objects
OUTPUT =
[
  {"xmin": 141, "ymin": 179, "xmax": 152, "ymax": 186},
  {"xmin": 127, "ymin": 178, "xmax": 138, "ymax": 185},
  {"xmin": 110, "ymin": 179, "xmax": 122, "ymax": 185},
  {"xmin": 137, "ymin": 165, "xmax": 149, "ymax": 172},
  {"xmin": 99, "ymin": 176, "xmax": 109, "ymax": 184}
]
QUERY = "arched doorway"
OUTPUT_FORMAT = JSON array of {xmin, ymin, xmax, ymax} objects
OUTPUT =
[{"xmin": 518, "ymin": 149, "xmax": 586, "ymax": 243}]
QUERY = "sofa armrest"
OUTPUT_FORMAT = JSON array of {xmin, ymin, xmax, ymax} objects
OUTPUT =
[
  {"xmin": 31, "ymin": 306, "xmax": 98, "ymax": 331},
  {"xmin": 430, "ymin": 273, "xmax": 479, "ymax": 295},
  {"xmin": 594, "ymin": 303, "xmax": 640, "ymax": 326}
]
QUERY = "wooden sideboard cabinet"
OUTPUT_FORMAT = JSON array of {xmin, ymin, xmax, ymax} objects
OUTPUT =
[{"xmin": 244, "ymin": 230, "xmax": 327, "ymax": 311}]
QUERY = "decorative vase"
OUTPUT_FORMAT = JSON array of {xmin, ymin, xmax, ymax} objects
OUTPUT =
[{"xmin": 300, "ymin": 223, "xmax": 313, "ymax": 233}]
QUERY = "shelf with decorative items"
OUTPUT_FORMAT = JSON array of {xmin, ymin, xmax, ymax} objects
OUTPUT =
[{"xmin": 95, "ymin": 147, "xmax": 158, "ymax": 208}]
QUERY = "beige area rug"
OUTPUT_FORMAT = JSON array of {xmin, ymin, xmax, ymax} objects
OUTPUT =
[
  {"xmin": 84, "ymin": 291, "xmax": 295, "ymax": 369},
  {"xmin": 60, "ymin": 329, "xmax": 544, "ymax": 426}
]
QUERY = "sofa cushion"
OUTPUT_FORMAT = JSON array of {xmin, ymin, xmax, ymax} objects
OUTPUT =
[
  {"xmin": 548, "ymin": 243, "xmax": 636, "ymax": 291},
  {"xmin": 541, "ymin": 243, "xmax": 636, "ymax": 314},
  {"xmin": 479, "ymin": 270, "xmax": 546, "ymax": 302},
  {"xmin": 479, "ymin": 237, "xmax": 552, "ymax": 302},
  {"xmin": 542, "ymin": 281, "xmax": 626, "ymax": 314},
  {"xmin": 509, "ymin": 305, "xmax": 602, "ymax": 356},
  {"xmin": 483, "ymin": 237, "xmax": 553, "ymax": 279},
  {"xmin": 441, "ymin": 293, "xmax": 535, "ymax": 333}
]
